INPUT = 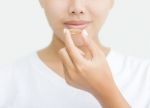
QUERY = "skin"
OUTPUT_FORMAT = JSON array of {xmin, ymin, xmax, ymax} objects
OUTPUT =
[{"xmin": 38, "ymin": 0, "xmax": 130, "ymax": 107}]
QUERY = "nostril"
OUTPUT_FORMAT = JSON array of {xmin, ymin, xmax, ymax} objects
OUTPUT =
[
  {"xmin": 71, "ymin": 11, "xmax": 84, "ymax": 14},
  {"xmin": 80, "ymin": 11, "xmax": 83, "ymax": 14}
]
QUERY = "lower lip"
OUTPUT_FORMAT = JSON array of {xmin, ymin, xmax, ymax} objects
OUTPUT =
[{"xmin": 64, "ymin": 24, "xmax": 88, "ymax": 29}]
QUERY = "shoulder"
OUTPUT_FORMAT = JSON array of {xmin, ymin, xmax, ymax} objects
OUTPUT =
[
  {"xmin": 107, "ymin": 49, "xmax": 150, "ymax": 81},
  {"xmin": 108, "ymin": 49, "xmax": 150, "ymax": 72},
  {"xmin": 108, "ymin": 49, "xmax": 150, "ymax": 86},
  {"xmin": 123, "ymin": 54, "xmax": 150, "ymax": 84},
  {"xmin": 0, "ymin": 62, "xmax": 16, "ymax": 106},
  {"xmin": 0, "ymin": 63, "xmax": 14, "ymax": 85},
  {"xmin": 121, "ymin": 54, "xmax": 150, "ymax": 73},
  {"xmin": 0, "ymin": 52, "xmax": 36, "ymax": 106},
  {"xmin": 111, "ymin": 51, "xmax": 150, "ymax": 107}
]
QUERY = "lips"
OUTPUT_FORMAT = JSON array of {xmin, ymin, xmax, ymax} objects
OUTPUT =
[{"xmin": 64, "ymin": 20, "xmax": 91, "ymax": 29}]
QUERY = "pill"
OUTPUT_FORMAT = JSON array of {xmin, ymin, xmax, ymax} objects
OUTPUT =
[{"xmin": 68, "ymin": 29, "xmax": 82, "ymax": 35}]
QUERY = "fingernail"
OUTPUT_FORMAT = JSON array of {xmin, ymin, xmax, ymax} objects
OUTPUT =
[
  {"xmin": 83, "ymin": 29, "xmax": 88, "ymax": 36},
  {"xmin": 82, "ymin": 29, "xmax": 88, "ymax": 38},
  {"xmin": 82, "ymin": 29, "xmax": 89, "ymax": 44},
  {"xmin": 64, "ymin": 28, "xmax": 67, "ymax": 34},
  {"xmin": 64, "ymin": 28, "xmax": 71, "ymax": 36}
]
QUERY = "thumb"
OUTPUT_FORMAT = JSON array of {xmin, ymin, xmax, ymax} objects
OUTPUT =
[
  {"xmin": 81, "ymin": 30, "xmax": 101, "ymax": 60},
  {"xmin": 81, "ymin": 29, "xmax": 89, "ymax": 46},
  {"xmin": 78, "ymin": 30, "xmax": 92, "ymax": 60}
]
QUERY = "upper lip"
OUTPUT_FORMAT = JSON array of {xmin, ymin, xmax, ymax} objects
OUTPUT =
[{"xmin": 64, "ymin": 20, "xmax": 91, "ymax": 25}]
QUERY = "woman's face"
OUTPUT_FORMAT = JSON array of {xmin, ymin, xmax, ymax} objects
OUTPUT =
[{"xmin": 39, "ymin": 0, "xmax": 113, "ymax": 42}]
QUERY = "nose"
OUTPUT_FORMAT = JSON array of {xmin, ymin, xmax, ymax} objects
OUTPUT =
[{"xmin": 69, "ymin": 0, "xmax": 85, "ymax": 15}]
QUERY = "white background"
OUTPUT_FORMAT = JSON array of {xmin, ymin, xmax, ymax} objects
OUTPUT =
[{"xmin": 0, "ymin": 0, "xmax": 150, "ymax": 63}]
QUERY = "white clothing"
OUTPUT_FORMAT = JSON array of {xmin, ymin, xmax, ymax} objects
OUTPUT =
[{"xmin": 0, "ymin": 49, "xmax": 150, "ymax": 108}]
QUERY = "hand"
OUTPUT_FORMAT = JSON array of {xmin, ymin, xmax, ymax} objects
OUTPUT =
[
  {"xmin": 58, "ymin": 29, "xmax": 130, "ymax": 108},
  {"xmin": 58, "ymin": 28, "xmax": 114, "ymax": 93}
]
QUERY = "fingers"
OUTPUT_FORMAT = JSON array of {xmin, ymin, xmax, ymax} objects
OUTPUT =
[
  {"xmin": 76, "ymin": 47, "xmax": 85, "ymax": 56},
  {"xmin": 58, "ymin": 47, "xmax": 84, "ymax": 84},
  {"xmin": 58, "ymin": 48, "xmax": 74, "ymax": 79},
  {"xmin": 82, "ymin": 32, "xmax": 104, "ymax": 60},
  {"xmin": 58, "ymin": 48, "xmax": 74, "ymax": 70},
  {"xmin": 63, "ymin": 28, "xmax": 104, "ymax": 64},
  {"xmin": 64, "ymin": 28, "xmax": 85, "ymax": 64}
]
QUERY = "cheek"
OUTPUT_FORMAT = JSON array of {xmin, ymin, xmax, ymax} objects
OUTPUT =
[
  {"xmin": 45, "ymin": 1, "xmax": 66, "ymax": 20},
  {"xmin": 44, "ymin": 2, "xmax": 67, "ymax": 42},
  {"xmin": 86, "ymin": 1, "xmax": 109, "ymax": 36},
  {"xmin": 89, "ymin": 1, "xmax": 109, "ymax": 17},
  {"xmin": 89, "ymin": 1, "xmax": 109, "ymax": 25},
  {"xmin": 44, "ymin": 1, "xmax": 67, "ymax": 30}
]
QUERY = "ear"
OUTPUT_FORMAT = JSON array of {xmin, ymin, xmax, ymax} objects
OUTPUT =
[{"xmin": 39, "ymin": 0, "xmax": 44, "ymax": 8}]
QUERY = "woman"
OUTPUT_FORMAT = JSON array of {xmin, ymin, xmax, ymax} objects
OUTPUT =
[{"xmin": 0, "ymin": 0, "xmax": 149, "ymax": 107}]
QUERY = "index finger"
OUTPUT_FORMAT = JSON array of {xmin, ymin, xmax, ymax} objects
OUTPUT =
[{"xmin": 63, "ymin": 28, "xmax": 85, "ymax": 64}]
